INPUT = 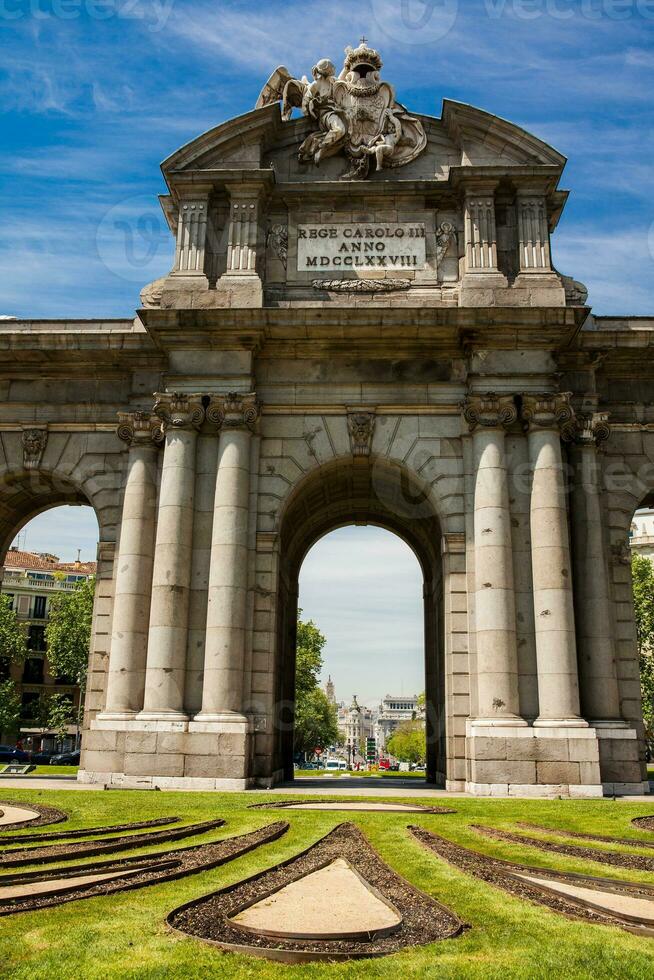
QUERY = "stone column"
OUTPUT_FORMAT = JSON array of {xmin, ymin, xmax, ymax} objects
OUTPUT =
[
  {"xmin": 138, "ymin": 393, "xmax": 205, "ymax": 722},
  {"xmin": 464, "ymin": 394, "xmax": 525, "ymax": 725},
  {"xmin": 192, "ymin": 392, "xmax": 259, "ymax": 726},
  {"xmin": 99, "ymin": 412, "xmax": 162, "ymax": 719},
  {"xmin": 522, "ymin": 393, "xmax": 586, "ymax": 727},
  {"xmin": 569, "ymin": 413, "xmax": 622, "ymax": 725}
]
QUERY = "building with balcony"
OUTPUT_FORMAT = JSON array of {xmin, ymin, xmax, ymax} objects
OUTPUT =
[{"xmin": 0, "ymin": 547, "xmax": 96, "ymax": 749}]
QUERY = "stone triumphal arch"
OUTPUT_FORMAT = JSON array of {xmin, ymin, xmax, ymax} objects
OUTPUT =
[{"xmin": 2, "ymin": 41, "xmax": 652, "ymax": 795}]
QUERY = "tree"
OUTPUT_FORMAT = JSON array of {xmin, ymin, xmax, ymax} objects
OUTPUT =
[
  {"xmin": 45, "ymin": 577, "xmax": 95, "ymax": 745},
  {"xmin": 47, "ymin": 694, "xmax": 74, "ymax": 748},
  {"xmin": 0, "ymin": 593, "xmax": 28, "ymax": 663},
  {"xmin": 294, "ymin": 611, "xmax": 339, "ymax": 757},
  {"xmin": 0, "ymin": 680, "xmax": 21, "ymax": 740},
  {"xmin": 295, "ymin": 614, "xmax": 325, "ymax": 700},
  {"xmin": 387, "ymin": 720, "xmax": 426, "ymax": 765},
  {"xmin": 294, "ymin": 688, "xmax": 339, "ymax": 757},
  {"xmin": 632, "ymin": 555, "xmax": 654, "ymax": 740}
]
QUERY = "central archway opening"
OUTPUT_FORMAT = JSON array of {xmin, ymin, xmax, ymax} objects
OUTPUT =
[
  {"xmin": 297, "ymin": 525, "xmax": 426, "ymax": 778},
  {"xmin": 274, "ymin": 457, "xmax": 445, "ymax": 785}
]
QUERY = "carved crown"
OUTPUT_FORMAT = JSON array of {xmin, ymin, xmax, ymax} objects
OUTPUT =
[{"xmin": 343, "ymin": 42, "xmax": 383, "ymax": 74}]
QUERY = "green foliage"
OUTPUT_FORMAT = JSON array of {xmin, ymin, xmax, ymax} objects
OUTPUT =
[
  {"xmin": 0, "ymin": 593, "xmax": 28, "ymax": 662},
  {"xmin": 47, "ymin": 693, "xmax": 74, "ymax": 743},
  {"xmin": 294, "ymin": 611, "xmax": 339, "ymax": 756},
  {"xmin": 386, "ymin": 719, "xmax": 426, "ymax": 765},
  {"xmin": 294, "ymin": 687, "xmax": 339, "ymax": 756},
  {"xmin": 0, "ymin": 680, "xmax": 20, "ymax": 737},
  {"xmin": 295, "ymin": 613, "xmax": 325, "ymax": 700},
  {"xmin": 45, "ymin": 576, "xmax": 95, "ymax": 690},
  {"xmin": 632, "ymin": 555, "xmax": 654, "ymax": 738}
]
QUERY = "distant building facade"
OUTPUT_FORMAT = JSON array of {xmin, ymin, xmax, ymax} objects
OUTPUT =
[
  {"xmin": 0, "ymin": 548, "xmax": 96, "ymax": 749},
  {"xmin": 631, "ymin": 509, "xmax": 654, "ymax": 563},
  {"xmin": 375, "ymin": 694, "xmax": 424, "ymax": 752},
  {"xmin": 338, "ymin": 694, "xmax": 375, "ymax": 750}
]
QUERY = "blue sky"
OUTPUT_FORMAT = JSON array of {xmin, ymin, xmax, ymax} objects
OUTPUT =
[
  {"xmin": 1, "ymin": 0, "xmax": 653, "ymax": 317},
  {"xmin": 2, "ymin": 1, "xmax": 653, "ymax": 704}
]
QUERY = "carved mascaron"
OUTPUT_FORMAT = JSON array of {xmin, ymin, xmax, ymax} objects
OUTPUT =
[{"xmin": 257, "ymin": 41, "xmax": 427, "ymax": 180}]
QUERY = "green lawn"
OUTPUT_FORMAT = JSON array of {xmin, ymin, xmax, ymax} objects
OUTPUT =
[
  {"xmin": 0, "ymin": 766, "xmax": 78, "ymax": 777},
  {"xmin": 2, "ymin": 788, "xmax": 654, "ymax": 978}
]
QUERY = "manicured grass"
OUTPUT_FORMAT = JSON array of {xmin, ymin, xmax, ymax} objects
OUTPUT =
[
  {"xmin": 33, "ymin": 765, "xmax": 79, "ymax": 775},
  {"xmin": 0, "ymin": 766, "xmax": 78, "ymax": 777},
  {"xmin": 1, "ymin": 788, "xmax": 654, "ymax": 978}
]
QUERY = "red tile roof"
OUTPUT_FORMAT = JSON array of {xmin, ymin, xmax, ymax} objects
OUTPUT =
[{"xmin": 3, "ymin": 549, "xmax": 96, "ymax": 575}]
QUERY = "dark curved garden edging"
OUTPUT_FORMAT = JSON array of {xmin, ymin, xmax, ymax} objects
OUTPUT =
[
  {"xmin": 632, "ymin": 816, "xmax": 654, "ymax": 832},
  {"xmin": 0, "ymin": 818, "xmax": 226, "ymax": 869},
  {"xmin": 517, "ymin": 821, "xmax": 654, "ymax": 851},
  {"xmin": 410, "ymin": 826, "xmax": 654, "ymax": 938},
  {"xmin": 472, "ymin": 824, "xmax": 654, "ymax": 873},
  {"xmin": 0, "ymin": 816, "xmax": 180, "ymax": 847},
  {"xmin": 0, "ymin": 821, "xmax": 289, "ymax": 916},
  {"xmin": 167, "ymin": 821, "xmax": 464, "ymax": 963},
  {"xmin": 0, "ymin": 801, "xmax": 67, "ymax": 830}
]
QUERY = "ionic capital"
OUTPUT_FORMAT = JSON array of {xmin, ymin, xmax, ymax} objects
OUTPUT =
[
  {"xmin": 521, "ymin": 392, "xmax": 574, "ymax": 434},
  {"xmin": 462, "ymin": 393, "xmax": 517, "ymax": 432},
  {"xmin": 117, "ymin": 411, "xmax": 163, "ymax": 448},
  {"xmin": 206, "ymin": 392, "xmax": 260, "ymax": 431},
  {"xmin": 565, "ymin": 411, "xmax": 611, "ymax": 448},
  {"xmin": 153, "ymin": 393, "xmax": 205, "ymax": 432}
]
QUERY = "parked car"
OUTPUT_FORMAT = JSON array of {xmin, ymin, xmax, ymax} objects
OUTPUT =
[
  {"xmin": 0, "ymin": 746, "xmax": 29, "ymax": 764},
  {"xmin": 49, "ymin": 750, "xmax": 80, "ymax": 765}
]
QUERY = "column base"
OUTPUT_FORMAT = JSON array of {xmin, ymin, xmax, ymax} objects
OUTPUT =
[
  {"xmin": 94, "ymin": 711, "xmax": 139, "ymax": 723},
  {"xmin": 136, "ymin": 710, "xmax": 189, "ymax": 722},
  {"xmin": 470, "ymin": 715, "xmax": 529, "ymax": 729},
  {"xmin": 189, "ymin": 712, "xmax": 250, "ymax": 734},
  {"xmin": 533, "ymin": 717, "xmax": 588, "ymax": 728}
]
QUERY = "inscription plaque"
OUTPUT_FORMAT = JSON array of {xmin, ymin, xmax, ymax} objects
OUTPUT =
[{"xmin": 297, "ymin": 223, "xmax": 426, "ymax": 273}]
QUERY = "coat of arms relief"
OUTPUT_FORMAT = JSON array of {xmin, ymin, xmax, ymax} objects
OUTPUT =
[{"xmin": 257, "ymin": 40, "xmax": 427, "ymax": 180}]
